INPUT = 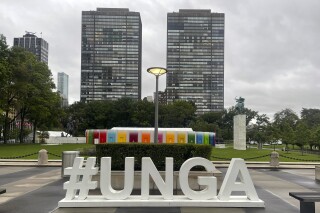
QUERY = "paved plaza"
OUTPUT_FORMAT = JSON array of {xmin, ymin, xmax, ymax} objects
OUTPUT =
[{"xmin": 0, "ymin": 164, "xmax": 320, "ymax": 213}]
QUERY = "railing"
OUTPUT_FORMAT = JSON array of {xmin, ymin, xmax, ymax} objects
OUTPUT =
[
  {"xmin": 212, "ymin": 153, "xmax": 320, "ymax": 162},
  {"xmin": 0, "ymin": 151, "xmax": 61, "ymax": 159},
  {"xmin": 279, "ymin": 154, "xmax": 320, "ymax": 162},
  {"xmin": 211, "ymin": 154, "xmax": 270, "ymax": 161}
]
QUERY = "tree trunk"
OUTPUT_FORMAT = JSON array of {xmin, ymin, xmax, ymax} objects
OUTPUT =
[
  {"xmin": 19, "ymin": 109, "xmax": 25, "ymax": 144},
  {"xmin": 32, "ymin": 120, "xmax": 37, "ymax": 143},
  {"xmin": 3, "ymin": 109, "xmax": 10, "ymax": 144}
]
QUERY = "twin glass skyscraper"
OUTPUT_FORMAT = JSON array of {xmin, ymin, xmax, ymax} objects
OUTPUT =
[
  {"xmin": 81, "ymin": 8, "xmax": 142, "ymax": 102},
  {"xmin": 80, "ymin": 8, "xmax": 224, "ymax": 113},
  {"xmin": 166, "ymin": 10, "xmax": 224, "ymax": 113}
]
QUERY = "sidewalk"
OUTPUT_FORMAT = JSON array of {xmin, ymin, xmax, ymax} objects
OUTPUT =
[{"xmin": 0, "ymin": 159, "xmax": 61, "ymax": 167}]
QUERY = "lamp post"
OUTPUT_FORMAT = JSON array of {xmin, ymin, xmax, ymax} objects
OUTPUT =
[{"xmin": 147, "ymin": 67, "xmax": 167, "ymax": 143}]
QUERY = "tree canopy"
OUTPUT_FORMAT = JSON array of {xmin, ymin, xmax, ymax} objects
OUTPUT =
[{"xmin": 0, "ymin": 36, "xmax": 61, "ymax": 143}]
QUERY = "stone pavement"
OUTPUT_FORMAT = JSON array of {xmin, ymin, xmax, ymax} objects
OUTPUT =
[{"xmin": 0, "ymin": 163, "xmax": 320, "ymax": 213}]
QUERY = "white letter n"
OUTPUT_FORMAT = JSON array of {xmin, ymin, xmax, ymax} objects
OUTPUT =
[{"xmin": 141, "ymin": 157, "xmax": 173, "ymax": 200}]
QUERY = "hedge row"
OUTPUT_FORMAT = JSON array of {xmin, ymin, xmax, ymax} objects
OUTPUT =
[{"xmin": 96, "ymin": 143, "xmax": 212, "ymax": 171}]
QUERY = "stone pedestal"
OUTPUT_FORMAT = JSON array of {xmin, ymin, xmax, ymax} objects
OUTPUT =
[
  {"xmin": 38, "ymin": 149, "xmax": 48, "ymax": 165},
  {"xmin": 233, "ymin": 114, "xmax": 246, "ymax": 150},
  {"xmin": 315, "ymin": 165, "xmax": 320, "ymax": 181},
  {"xmin": 270, "ymin": 151, "xmax": 279, "ymax": 168},
  {"xmin": 61, "ymin": 151, "xmax": 80, "ymax": 177}
]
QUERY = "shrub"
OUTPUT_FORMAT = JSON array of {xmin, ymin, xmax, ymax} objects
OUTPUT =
[
  {"xmin": 78, "ymin": 147, "xmax": 96, "ymax": 157},
  {"xmin": 96, "ymin": 143, "xmax": 212, "ymax": 171},
  {"xmin": 39, "ymin": 131, "xmax": 49, "ymax": 144}
]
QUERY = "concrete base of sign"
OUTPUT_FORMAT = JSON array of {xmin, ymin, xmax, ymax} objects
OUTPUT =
[
  {"xmin": 93, "ymin": 170, "xmax": 223, "ymax": 190},
  {"xmin": 59, "ymin": 195, "xmax": 265, "ymax": 208},
  {"xmin": 233, "ymin": 115, "xmax": 246, "ymax": 150}
]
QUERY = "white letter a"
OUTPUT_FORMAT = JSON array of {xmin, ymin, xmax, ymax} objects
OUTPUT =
[{"xmin": 218, "ymin": 158, "xmax": 259, "ymax": 201}]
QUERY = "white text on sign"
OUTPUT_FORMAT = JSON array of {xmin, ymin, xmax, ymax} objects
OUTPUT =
[{"xmin": 59, "ymin": 157, "xmax": 264, "ymax": 208}]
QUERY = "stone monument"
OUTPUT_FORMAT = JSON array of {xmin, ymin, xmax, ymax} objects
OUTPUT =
[
  {"xmin": 270, "ymin": 151, "xmax": 279, "ymax": 168},
  {"xmin": 234, "ymin": 97, "xmax": 246, "ymax": 150},
  {"xmin": 38, "ymin": 149, "xmax": 48, "ymax": 165}
]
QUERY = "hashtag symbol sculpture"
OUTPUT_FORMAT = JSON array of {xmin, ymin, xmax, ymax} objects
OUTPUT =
[{"xmin": 63, "ymin": 157, "xmax": 98, "ymax": 200}]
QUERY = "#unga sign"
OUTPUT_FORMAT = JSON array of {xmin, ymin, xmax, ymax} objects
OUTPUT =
[{"xmin": 59, "ymin": 157, "xmax": 264, "ymax": 208}]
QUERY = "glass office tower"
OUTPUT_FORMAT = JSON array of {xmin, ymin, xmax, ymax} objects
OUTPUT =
[
  {"xmin": 166, "ymin": 9, "xmax": 224, "ymax": 114},
  {"xmin": 57, "ymin": 72, "xmax": 69, "ymax": 107},
  {"xmin": 13, "ymin": 32, "xmax": 49, "ymax": 64},
  {"xmin": 81, "ymin": 8, "xmax": 142, "ymax": 102}
]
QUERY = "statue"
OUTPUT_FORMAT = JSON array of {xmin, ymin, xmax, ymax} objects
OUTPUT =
[
  {"xmin": 235, "ymin": 96, "xmax": 245, "ymax": 114},
  {"xmin": 66, "ymin": 116, "xmax": 76, "ymax": 137}
]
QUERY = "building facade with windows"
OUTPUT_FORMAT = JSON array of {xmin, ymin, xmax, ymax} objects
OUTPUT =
[
  {"xmin": 166, "ymin": 9, "xmax": 224, "ymax": 114},
  {"xmin": 80, "ymin": 8, "xmax": 142, "ymax": 102},
  {"xmin": 13, "ymin": 32, "xmax": 49, "ymax": 64},
  {"xmin": 57, "ymin": 72, "xmax": 69, "ymax": 107},
  {"xmin": 155, "ymin": 90, "xmax": 167, "ymax": 105}
]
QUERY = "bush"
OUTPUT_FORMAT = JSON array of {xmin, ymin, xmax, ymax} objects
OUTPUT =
[
  {"xmin": 39, "ymin": 131, "xmax": 49, "ymax": 144},
  {"xmin": 96, "ymin": 143, "xmax": 212, "ymax": 171},
  {"xmin": 78, "ymin": 147, "xmax": 96, "ymax": 157}
]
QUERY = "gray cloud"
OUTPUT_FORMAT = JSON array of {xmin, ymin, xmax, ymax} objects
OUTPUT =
[{"xmin": 1, "ymin": 0, "xmax": 319, "ymax": 117}]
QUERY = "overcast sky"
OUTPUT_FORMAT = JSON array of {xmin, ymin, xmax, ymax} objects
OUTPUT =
[{"xmin": 1, "ymin": 0, "xmax": 319, "ymax": 118}]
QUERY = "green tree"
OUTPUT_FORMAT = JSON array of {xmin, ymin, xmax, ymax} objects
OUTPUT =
[
  {"xmin": 113, "ymin": 98, "xmax": 135, "ymax": 127},
  {"xmin": 189, "ymin": 119, "xmax": 221, "ymax": 135},
  {"xmin": 219, "ymin": 107, "xmax": 258, "ymax": 140},
  {"xmin": 12, "ymin": 48, "xmax": 59, "ymax": 143},
  {"xmin": 295, "ymin": 121, "xmax": 311, "ymax": 155},
  {"xmin": 0, "ymin": 35, "xmax": 9, "ymax": 140},
  {"xmin": 131, "ymin": 100, "xmax": 154, "ymax": 127},
  {"xmin": 38, "ymin": 131, "xmax": 49, "ymax": 144},
  {"xmin": 160, "ymin": 101, "xmax": 196, "ymax": 127},
  {"xmin": 249, "ymin": 114, "xmax": 271, "ymax": 149},
  {"xmin": 273, "ymin": 108, "xmax": 299, "ymax": 147},
  {"xmin": 189, "ymin": 111, "xmax": 224, "ymax": 139},
  {"xmin": 219, "ymin": 108, "xmax": 236, "ymax": 140},
  {"xmin": 268, "ymin": 123, "xmax": 281, "ymax": 150},
  {"xmin": 0, "ymin": 34, "xmax": 9, "ymax": 94},
  {"xmin": 301, "ymin": 108, "xmax": 320, "ymax": 128},
  {"xmin": 0, "ymin": 47, "xmax": 37, "ymax": 143},
  {"xmin": 28, "ymin": 91, "xmax": 63, "ymax": 143},
  {"xmin": 273, "ymin": 108, "xmax": 299, "ymax": 126},
  {"xmin": 62, "ymin": 101, "xmax": 88, "ymax": 136},
  {"xmin": 309, "ymin": 126, "xmax": 320, "ymax": 151},
  {"xmin": 0, "ymin": 42, "xmax": 60, "ymax": 143},
  {"xmin": 311, "ymin": 126, "xmax": 320, "ymax": 151},
  {"xmin": 198, "ymin": 111, "xmax": 224, "ymax": 125},
  {"xmin": 281, "ymin": 122, "xmax": 295, "ymax": 151}
]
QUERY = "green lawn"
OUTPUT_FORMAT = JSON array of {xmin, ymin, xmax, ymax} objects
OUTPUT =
[
  {"xmin": 0, "ymin": 143, "xmax": 95, "ymax": 160},
  {"xmin": 211, "ymin": 147, "xmax": 320, "ymax": 162},
  {"xmin": 1, "ymin": 143, "xmax": 320, "ymax": 162}
]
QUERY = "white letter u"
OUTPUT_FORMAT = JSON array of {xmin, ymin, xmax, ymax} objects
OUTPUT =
[{"xmin": 100, "ymin": 157, "xmax": 134, "ymax": 200}]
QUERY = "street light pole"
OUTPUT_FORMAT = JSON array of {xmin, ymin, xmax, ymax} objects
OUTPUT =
[
  {"xmin": 154, "ymin": 75, "xmax": 159, "ymax": 144},
  {"xmin": 147, "ymin": 67, "xmax": 167, "ymax": 144}
]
